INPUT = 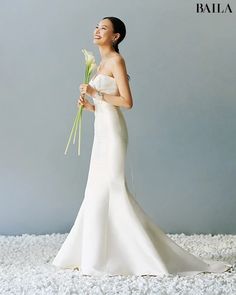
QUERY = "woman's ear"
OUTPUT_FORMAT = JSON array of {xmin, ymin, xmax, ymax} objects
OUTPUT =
[{"xmin": 115, "ymin": 33, "xmax": 120, "ymax": 42}]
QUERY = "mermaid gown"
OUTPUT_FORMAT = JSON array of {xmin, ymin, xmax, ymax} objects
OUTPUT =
[{"xmin": 52, "ymin": 73, "xmax": 232, "ymax": 276}]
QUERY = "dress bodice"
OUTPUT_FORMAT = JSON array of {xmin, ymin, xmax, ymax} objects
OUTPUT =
[
  {"xmin": 88, "ymin": 73, "xmax": 128, "ymax": 141},
  {"xmin": 89, "ymin": 74, "xmax": 119, "ymax": 103}
]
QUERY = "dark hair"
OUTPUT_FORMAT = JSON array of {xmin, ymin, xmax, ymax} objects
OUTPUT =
[
  {"xmin": 102, "ymin": 16, "xmax": 126, "ymax": 54},
  {"xmin": 102, "ymin": 16, "xmax": 130, "ymax": 81}
]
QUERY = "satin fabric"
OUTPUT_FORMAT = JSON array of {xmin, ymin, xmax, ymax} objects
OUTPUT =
[{"xmin": 52, "ymin": 74, "xmax": 232, "ymax": 276}]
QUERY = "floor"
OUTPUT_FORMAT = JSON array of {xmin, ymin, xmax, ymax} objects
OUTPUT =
[{"xmin": 0, "ymin": 233, "xmax": 235, "ymax": 295}]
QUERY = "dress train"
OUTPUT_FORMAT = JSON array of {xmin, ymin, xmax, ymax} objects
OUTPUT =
[{"xmin": 52, "ymin": 74, "xmax": 233, "ymax": 276}]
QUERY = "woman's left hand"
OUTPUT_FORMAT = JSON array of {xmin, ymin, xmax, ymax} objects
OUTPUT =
[{"xmin": 79, "ymin": 83, "xmax": 96, "ymax": 97}]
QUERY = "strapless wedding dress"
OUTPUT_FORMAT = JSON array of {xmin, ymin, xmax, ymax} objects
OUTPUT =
[{"xmin": 52, "ymin": 74, "xmax": 232, "ymax": 276}]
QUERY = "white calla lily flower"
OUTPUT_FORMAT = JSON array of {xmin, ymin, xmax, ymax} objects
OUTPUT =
[{"xmin": 64, "ymin": 49, "xmax": 97, "ymax": 156}]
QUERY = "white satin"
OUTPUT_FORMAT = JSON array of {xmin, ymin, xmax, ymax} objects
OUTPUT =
[{"xmin": 52, "ymin": 74, "xmax": 232, "ymax": 276}]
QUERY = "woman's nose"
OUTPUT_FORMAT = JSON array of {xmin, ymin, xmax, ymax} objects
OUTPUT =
[{"xmin": 95, "ymin": 27, "xmax": 101, "ymax": 33}]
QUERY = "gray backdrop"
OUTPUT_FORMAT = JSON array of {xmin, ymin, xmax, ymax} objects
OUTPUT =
[{"xmin": 0, "ymin": 0, "xmax": 235, "ymax": 235}]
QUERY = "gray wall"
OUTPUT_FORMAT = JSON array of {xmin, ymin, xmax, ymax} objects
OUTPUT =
[{"xmin": 0, "ymin": 0, "xmax": 235, "ymax": 235}]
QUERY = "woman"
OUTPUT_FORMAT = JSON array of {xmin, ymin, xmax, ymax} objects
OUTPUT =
[{"xmin": 52, "ymin": 16, "xmax": 233, "ymax": 276}]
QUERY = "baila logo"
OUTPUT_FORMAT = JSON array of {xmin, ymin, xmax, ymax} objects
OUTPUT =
[{"xmin": 196, "ymin": 3, "xmax": 232, "ymax": 13}]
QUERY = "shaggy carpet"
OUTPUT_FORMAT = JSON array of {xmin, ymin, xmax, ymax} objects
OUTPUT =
[{"xmin": 0, "ymin": 233, "xmax": 235, "ymax": 295}]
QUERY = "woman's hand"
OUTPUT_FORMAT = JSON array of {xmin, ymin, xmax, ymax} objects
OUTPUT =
[
  {"xmin": 77, "ymin": 95, "xmax": 94, "ymax": 112},
  {"xmin": 79, "ymin": 83, "xmax": 96, "ymax": 97}
]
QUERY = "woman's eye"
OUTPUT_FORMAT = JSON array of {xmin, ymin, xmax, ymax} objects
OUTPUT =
[{"xmin": 95, "ymin": 26, "xmax": 106, "ymax": 30}]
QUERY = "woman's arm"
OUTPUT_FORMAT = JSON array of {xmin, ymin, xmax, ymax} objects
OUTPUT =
[
  {"xmin": 90, "ymin": 104, "xmax": 95, "ymax": 112},
  {"xmin": 77, "ymin": 96, "xmax": 95, "ymax": 112},
  {"xmin": 86, "ymin": 103, "xmax": 95, "ymax": 112},
  {"xmin": 92, "ymin": 56, "xmax": 133, "ymax": 109}
]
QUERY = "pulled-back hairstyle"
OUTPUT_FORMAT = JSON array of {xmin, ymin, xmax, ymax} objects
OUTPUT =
[
  {"xmin": 102, "ymin": 16, "xmax": 130, "ymax": 81},
  {"xmin": 102, "ymin": 16, "xmax": 126, "ymax": 54}
]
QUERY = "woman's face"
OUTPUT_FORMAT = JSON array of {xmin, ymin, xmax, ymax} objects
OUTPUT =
[{"xmin": 93, "ymin": 19, "xmax": 119, "ymax": 46}]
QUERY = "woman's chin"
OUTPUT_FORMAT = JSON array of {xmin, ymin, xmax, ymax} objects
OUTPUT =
[{"xmin": 93, "ymin": 39, "xmax": 102, "ymax": 45}]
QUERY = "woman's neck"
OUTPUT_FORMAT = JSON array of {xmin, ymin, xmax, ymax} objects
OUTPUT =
[{"xmin": 98, "ymin": 45, "xmax": 116, "ymax": 61}]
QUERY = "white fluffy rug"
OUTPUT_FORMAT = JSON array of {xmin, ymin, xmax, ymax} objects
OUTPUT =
[{"xmin": 0, "ymin": 233, "xmax": 235, "ymax": 295}]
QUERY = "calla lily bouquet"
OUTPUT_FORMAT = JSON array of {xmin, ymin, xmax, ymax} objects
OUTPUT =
[{"xmin": 64, "ymin": 49, "xmax": 97, "ymax": 156}]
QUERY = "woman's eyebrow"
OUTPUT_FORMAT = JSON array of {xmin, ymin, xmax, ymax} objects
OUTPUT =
[{"xmin": 97, "ymin": 24, "xmax": 108, "ymax": 28}]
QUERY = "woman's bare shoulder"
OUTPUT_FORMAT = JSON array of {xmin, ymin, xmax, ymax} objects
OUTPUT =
[
  {"xmin": 113, "ymin": 53, "xmax": 124, "ymax": 62},
  {"xmin": 105, "ymin": 53, "xmax": 127, "ymax": 77},
  {"xmin": 110, "ymin": 53, "xmax": 126, "ymax": 69}
]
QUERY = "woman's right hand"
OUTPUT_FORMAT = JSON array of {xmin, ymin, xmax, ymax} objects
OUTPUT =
[{"xmin": 77, "ymin": 95, "xmax": 94, "ymax": 112}]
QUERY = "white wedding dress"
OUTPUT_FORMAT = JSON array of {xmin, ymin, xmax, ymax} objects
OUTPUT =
[{"xmin": 52, "ymin": 73, "xmax": 232, "ymax": 276}]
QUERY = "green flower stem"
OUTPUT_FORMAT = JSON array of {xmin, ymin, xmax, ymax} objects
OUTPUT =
[
  {"xmin": 78, "ymin": 108, "xmax": 83, "ymax": 156},
  {"xmin": 64, "ymin": 49, "xmax": 96, "ymax": 156},
  {"xmin": 64, "ymin": 111, "xmax": 79, "ymax": 155},
  {"xmin": 73, "ymin": 109, "xmax": 80, "ymax": 144}
]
